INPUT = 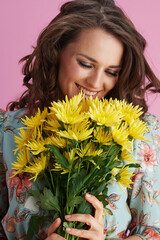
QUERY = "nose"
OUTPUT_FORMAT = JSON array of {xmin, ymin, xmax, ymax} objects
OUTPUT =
[{"xmin": 86, "ymin": 70, "xmax": 103, "ymax": 89}]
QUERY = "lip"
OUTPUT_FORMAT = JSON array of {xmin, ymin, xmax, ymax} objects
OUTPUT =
[{"xmin": 75, "ymin": 83, "xmax": 101, "ymax": 94}]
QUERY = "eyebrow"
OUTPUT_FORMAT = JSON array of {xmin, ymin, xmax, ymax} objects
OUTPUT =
[{"xmin": 76, "ymin": 53, "xmax": 122, "ymax": 69}]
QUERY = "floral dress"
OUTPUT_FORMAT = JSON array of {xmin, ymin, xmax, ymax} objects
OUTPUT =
[{"xmin": 0, "ymin": 108, "xmax": 160, "ymax": 240}]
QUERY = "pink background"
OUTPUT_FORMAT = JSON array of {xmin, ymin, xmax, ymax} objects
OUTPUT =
[{"xmin": 0, "ymin": 0, "xmax": 160, "ymax": 120}]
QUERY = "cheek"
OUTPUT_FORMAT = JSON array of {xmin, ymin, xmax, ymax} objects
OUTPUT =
[
  {"xmin": 112, "ymin": 78, "xmax": 118, "ymax": 88},
  {"xmin": 104, "ymin": 78, "xmax": 118, "ymax": 92},
  {"xmin": 58, "ymin": 65, "xmax": 72, "ymax": 90},
  {"xmin": 60, "ymin": 61, "xmax": 83, "ymax": 82}
]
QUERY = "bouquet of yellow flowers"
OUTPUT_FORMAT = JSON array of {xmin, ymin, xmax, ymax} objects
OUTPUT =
[{"xmin": 12, "ymin": 94, "xmax": 148, "ymax": 240}]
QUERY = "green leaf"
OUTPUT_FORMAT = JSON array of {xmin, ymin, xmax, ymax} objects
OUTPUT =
[
  {"xmin": 90, "ymin": 180, "xmax": 107, "ymax": 196},
  {"xmin": 103, "ymin": 186, "xmax": 108, "ymax": 195},
  {"xmin": 38, "ymin": 187, "xmax": 61, "ymax": 212},
  {"xmin": 125, "ymin": 163, "xmax": 141, "ymax": 168},
  {"xmin": 107, "ymin": 160, "xmax": 121, "ymax": 170},
  {"xmin": 81, "ymin": 167, "xmax": 99, "ymax": 187},
  {"xmin": 45, "ymin": 144, "xmax": 69, "ymax": 169},
  {"xmin": 30, "ymin": 190, "xmax": 41, "ymax": 199},
  {"xmin": 102, "ymin": 144, "xmax": 121, "ymax": 164},
  {"xmin": 91, "ymin": 166, "xmax": 109, "ymax": 181},
  {"xmin": 97, "ymin": 194, "xmax": 108, "ymax": 207},
  {"xmin": 52, "ymin": 212, "xmax": 60, "ymax": 221},
  {"xmin": 68, "ymin": 196, "xmax": 83, "ymax": 208},
  {"xmin": 57, "ymin": 224, "xmax": 65, "ymax": 237},
  {"xmin": 79, "ymin": 168, "xmax": 88, "ymax": 178},
  {"xmin": 75, "ymin": 222, "xmax": 85, "ymax": 230},
  {"xmin": 70, "ymin": 172, "xmax": 79, "ymax": 180},
  {"xmin": 77, "ymin": 198, "xmax": 93, "ymax": 215},
  {"xmin": 105, "ymin": 173, "xmax": 112, "ymax": 184},
  {"xmin": 58, "ymin": 120, "xmax": 66, "ymax": 131},
  {"xmin": 71, "ymin": 173, "xmax": 84, "ymax": 195}
]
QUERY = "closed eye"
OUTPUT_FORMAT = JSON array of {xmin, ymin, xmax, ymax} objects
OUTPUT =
[
  {"xmin": 105, "ymin": 70, "xmax": 118, "ymax": 77},
  {"xmin": 78, "ymin": 60, "xmax": 93, "ymax": 69}
]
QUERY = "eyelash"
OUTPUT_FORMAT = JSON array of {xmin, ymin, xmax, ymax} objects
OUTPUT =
[
  {"xmin": 78, "ymin": 60, "xmax": 118, "ymax": 77},
  {"xmin": 105, "ymin": 70, "xmax": 118, "ymax": 77},
  {"xmin": 78, "ymin": 60, "xmax": 92, "ymax": 68}
]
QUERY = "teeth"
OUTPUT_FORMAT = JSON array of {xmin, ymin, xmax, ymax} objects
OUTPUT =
[{"xmin": 77, "ymin": 84, "xmax": 97, "ymax": 96}]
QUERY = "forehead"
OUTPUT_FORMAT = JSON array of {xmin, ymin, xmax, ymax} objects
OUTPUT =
[{"xmin": 62, "ymin": 28, "xmax": 124, "ymax": 65}]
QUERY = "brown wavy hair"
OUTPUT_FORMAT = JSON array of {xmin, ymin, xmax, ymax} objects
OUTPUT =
[{"xmin": 7, "ymin": 0, "xmax": 160, "ymax": 115}]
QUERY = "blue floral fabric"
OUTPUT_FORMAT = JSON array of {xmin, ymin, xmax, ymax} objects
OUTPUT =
[{"xmin": 0, "ymin": 109, "xmax": 160, "ymax": 240}]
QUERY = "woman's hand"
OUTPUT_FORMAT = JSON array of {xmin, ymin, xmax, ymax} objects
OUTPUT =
[
  {"xmin": 65, "ymin": 193, "xmax": 104, "ymax": 240},
  {"xmin": 46, "ymin": 193, "xmax": 104, "ymax": 240},
  {"xmin": 46, "ymin": 218, "xmax": 66, "ymax": 240}
]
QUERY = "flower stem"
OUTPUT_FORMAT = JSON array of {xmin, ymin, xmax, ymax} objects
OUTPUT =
[
  {"xmin": 47, "ymin": 161, "xmax": 55, "ymax": 193},
  {"xmin": 66, "ymin": 142, "xmax": 78, "ymax": 214}
]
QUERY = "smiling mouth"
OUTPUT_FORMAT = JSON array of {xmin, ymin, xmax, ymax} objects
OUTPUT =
[{"xmin": 76, "ymin": 83, "xmax": 99, "ymax": 96}]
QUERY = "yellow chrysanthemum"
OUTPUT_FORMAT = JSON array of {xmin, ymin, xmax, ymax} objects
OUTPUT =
[
  {"xmin": 108, "ymin": 98, "xmax": 121, "ymax": 108},
  {"xmin": 103, "ymin": 98, "xmax": 123, "ymax": 117},
  {"xmin": 94, "ymin": 127, "xmax": 113, "ymax": 145},
  {"xmin": 49, "ymin": 94, "xmax": 87, "ymax": 125},
  {"xmin": 129, "ymin": 119, "xmax": 148, "ymax": 140},
  {"xmin": 49, "ymin": 135, "xmax": 66, "ymax": 148},
  {"xmin": 115, "ymin": 165, "xmax": 134, "ymax": 190},
  {"xmin": 102, "ymin": 98, "xmax": 120, "ymax": 114},
  {"xmin": 119, "ymin": 100, "xmax": 143, "ymax": 124},
  {"xmin": 64, "ymin": 149, "xmax": 77, "ymax": 162},
  {"xmin": 22, "ymin": 108, "xmax": 48, "ymax": 138},
  {"xmin": 111, "ymin": 123, "xmax": 131, "ymax": 151},
  {"xmin": 110, "ymin": 167, "xmax": 119, "ymax": 176},
  {"xmin": 24, "ymin": 154, "xmax": 48, "ymax": 181},
  {"xmin": 58, "ymin": 122, "xmax": 93, "ymax": 141},
  {"xmin": 80, "ymin": 97, "xmax": 94, "ymax": 113},
  {"xmin": 12, "ymin": 148, "xmax": 30, "ymax": 174},
  {"xmin": 22, "ymin": 108, "xmax": 48, "ymax": 129},
  {"xmin": 25, "ymin": 135, "xmax": 66, "ymax": 155},
  {"xmin": 77, "ymin": 141, "xmax": 103, "ymax": 169},
  {"xmin": 25, "ymin": 138, "xmax": 50, "ymax": 155},
  {"xmin": 44, "ymin": 119, "xmax": 61, "ymax": 132},
  {"xmin": 53, "ymin": 163, "xmax": 69, "ymax": 174},
  {"xmin": 81, "ymin": 96, "xmax": 103, "ymax": 113},
  {"xmin": 77, "ymin": 141, "xmax": 103, "ymax": 158},
  {"xmin": 14, "ymin": 128, "xmax": 33, "ymax": 153},
  {"xmin": 121, "ymin": 149, "xmax": 135, "ymax": 163},
  {"xmin": 88, "ymin": 99, "xmax": 121, "ymax": 127}
]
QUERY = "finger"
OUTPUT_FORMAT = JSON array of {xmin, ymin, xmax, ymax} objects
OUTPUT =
[
  {"xmin": 84, "ymin": 193, "xmax": 103, "ymax": 225},
  {"xmin": 66, "ymin": 227, "xmax": 94, "ymax": 239},
  {"xmin": 45, "ymin": 233, "xmax": 66, "ymax": 240},
  {"xmin": 47, "ymin": 218, "xmax": 61, "ymax": 236},
  {"xmin": 65, "ymin": 213, "xmax": 100, "ymax": 231}
]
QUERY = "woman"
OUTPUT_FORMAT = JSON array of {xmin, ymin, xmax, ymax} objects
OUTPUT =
[{"xmin": 0, "ymin": 0, "xmax": 160, "ymax": 239}]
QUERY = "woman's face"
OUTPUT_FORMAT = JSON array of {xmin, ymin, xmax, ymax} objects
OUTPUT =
[{"xmin": 58, "ymin": 28, "xmax": 124, "ymax": 99}]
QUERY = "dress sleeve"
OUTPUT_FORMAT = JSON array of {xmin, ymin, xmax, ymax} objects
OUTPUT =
[
  {"xmin": 128, "ymin": 114, "xmax": 160, "ymax": 239},
  {"xmin": 0, "ymin": 112, "xmax": 8, "ymax": 239}
]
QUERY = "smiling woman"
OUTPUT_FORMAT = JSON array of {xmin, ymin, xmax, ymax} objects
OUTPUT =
[
  {"xmin": 5, "ymin": 1, "xmax": 159, "ymax": 117},
  {"xmin": 0, "ymin": 0, "xmax": 160, "ymax": 240}
]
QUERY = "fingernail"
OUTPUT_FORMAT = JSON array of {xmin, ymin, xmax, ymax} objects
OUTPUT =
[
  {"xmin": 66, "ymin": 228, "xmax": 71, "ymax": 232},
  {"xmin": 86, "ymin": 193, "xmax": 91, "ymax": 198},
  {"xmin": 65, "ymin": 215, "xmax": 71, "ymax": 219}
]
